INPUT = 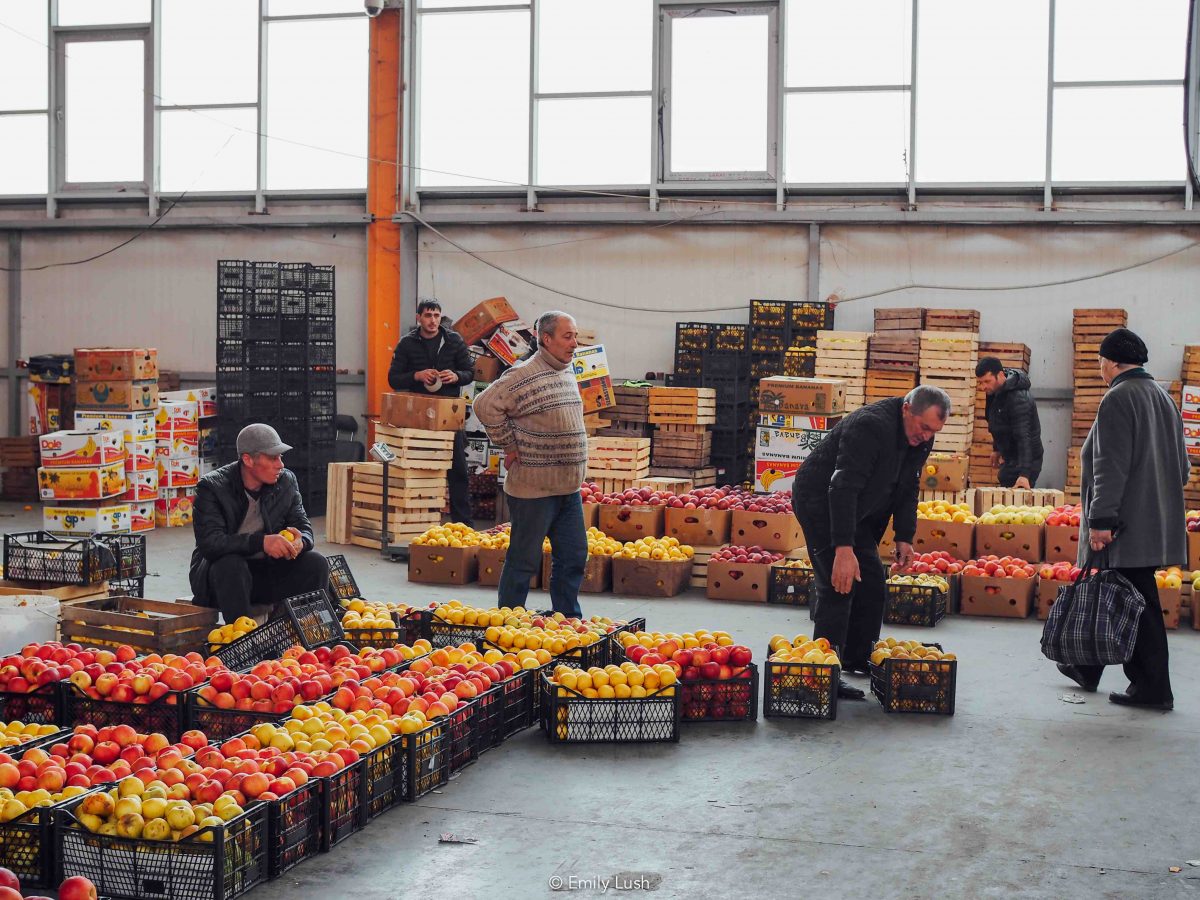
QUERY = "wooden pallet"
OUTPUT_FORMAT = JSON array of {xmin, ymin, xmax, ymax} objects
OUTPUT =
[
  {"xmin": 587, "ymin": 437, "xmax": 651, "ymax": 478},
  {"xmin": 874, "ymin": 308, "xmax": 926, "ymax": 331},
  {"xmin": 924, "ymin": 309, "xmax": 980, "ymax": 332}
]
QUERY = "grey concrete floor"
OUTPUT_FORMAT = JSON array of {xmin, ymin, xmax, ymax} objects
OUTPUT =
[{"xmin": 8, "ymin": 503, "xmax": 1200, "ymax": 899}]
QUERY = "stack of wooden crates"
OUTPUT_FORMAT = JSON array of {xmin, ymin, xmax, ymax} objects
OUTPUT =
[
  {"xmin": 919, "ymin": 324, "xmax": 979, "ymax": 456},
  {"xmin": 866, "ymin": 309, "xmax": 922, "ymax": 405},
  {"xmin": 815, "ymin": 332, "xmax": 869, "ymax": 413},
  {"xmin": 1066, "ymin": 309, "xmax": 1127, "ymax": 502},
  {"xmin": 647, "ymin": 386, "xmax": 717, "ymax": 487}
]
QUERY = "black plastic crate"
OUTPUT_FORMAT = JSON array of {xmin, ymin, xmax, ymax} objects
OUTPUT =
[
  {"xmin": 251, "ymin": 260, "xmax": 280, "ymax": 292},
  {"xmin": 244, "ymin": 339, "xmax": 280, "ymax": 368},
  {"xmin": 789, "ymin": 300, "xmax": 834, "ymax": 331},
  {"xmin": 308, "ymin": 265, "xmax": 334, "ymax": 291},
  {"xmin": 673, "ymin": 349, "xmax": 703, "ymax": 377},
  {"xmin": 428, "ymin": 619, "xmax": 489, "ymax": 648},
  {"xmin": 61, "ymin": 684, "xmax": 186, "ymax": 741},
  {"xmin": 675, "ymin": 322, "xmax": 714, "ymax": 352},
  {"xmin": 446, "ymin": 699, "xmax": 478, "ymax": 774},
  {"xmin": 340, "ymin": 626, "xmax": 403, "ymax": 648},
  {"xmin": 283, "ymin": 590, "xmax": 343, "ymax": 648},
  {"xmin": 400, "ymin": 720, "xmax": 451, "ymax": 801},
  {"xmin": 705, "ymin": 380, "xmax": 752, "ymax": 407},
  {"xmin": 265, "ymin": 777, "xmax": 322, "ymax": 878},
  {"xmin": 768, "ymin": 565, "xmax": 813, "ymax": 606},
  {"xmin": 749, "ymin": 326, "xmax": 787, "ymax": 354},
  {"xmin": 362, "ymin": 735, "xmax": 405, "ymax": 820},
  {"xmin": 762, "ymin": 657, "xmax": 839, "ymax": 720},
  {"xmin": 279, "ymin": 389, "xmax": 335, "ymax": 420},
  {"xmin": 884, "ymin": 583, "xmax": 947, "ymax": 628},
  {"xmin": 541, "ymin": 675, "xmax": 681, "ymax": 744},
  {"xmin": 218, "ymin": 260, "xmax": 248, "ymax": 289},
  {"xmin": 213, "ymin": 616, "xmax": 302, "ymax": 671},
  {"xmin": 3, "ymin": 532, "xmax": 143, "ymax": 586},
  {"xmin": 217, "ymin": 289, "xmax": 246, "ymax": 318},
  {"xmin": 783, "ymin": 348, "xmax": 817, "ymax": 377},
  {"xmin": 307, "ymin": 291, "xmax": 334, "ymax": 317},
  {"xmin": 279, "ymin": 264, "xmax": 310, "ymax": 292},
  {"xmin": 0, "ymin": 683, "xmax": 62, "ymax": 726},
  {"xmin": 711, "ymin": 324, "xmax": 749, "ymax": 353},
  {"xmin": 109, "ymin": 577, "xmax": 145, "ymax": 598},
  {"xmin": 185, "ymin": 692, "xmax": 291, "ymax": 743},
  {"xmin": 750, "ymin": 299, "xmax": 788, "ymax": 328},
  {"xmin": 870, "ymin": 643, "xmax": 956, "ymax": 715},
  {"xmin": 319, "ymin": 758, "xmax": 365, "ymax": 851},
  {"xmin": 544, "ymin": 637, "xmax": 610, "ymax": 671},
  {"xmin": 216, "ymin": 340, "xmax": 244, "ymax": 369},
  {"xmin": 396, "ymin": 608, "xmax": 433, "ymax": 643},
  {"xmin": 57, "ymin": 794, "xmax": 268, "ymax": 900},
  {"xmin": 681, "ymin": 665, "xmax": 759, "ymax": 723},
  {"xmin": 609, "ymin": 618, "xmax": 648, "ymax": 645},
  {"xmin": 475, "ymin": 672, "xmax": 535, "ymax": 749},
  {"xmin": 280, "ymin": 316, "xmax": 334, "ymax": 343},
  {"xmin": 326, "ymin": 554, "xmax": 360, "ymax": 601},
  {"xmin": 701, "ymin": 353, "xmax": 751, "ymax": 378},
  {"xmin": 0, "ymin": 790, "xmax": 96, "ymax": 889}
]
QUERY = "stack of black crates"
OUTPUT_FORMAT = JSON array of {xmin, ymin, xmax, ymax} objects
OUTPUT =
[
  {"xmin": 216, "ymin": 260, "xmax": 336, "ymax": 513},
  {"xmin": 670, "ymin": 301, "xmax": 835, "ymax": 486}
]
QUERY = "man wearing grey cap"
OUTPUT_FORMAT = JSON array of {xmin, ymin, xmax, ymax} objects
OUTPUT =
[{"xmin": 188, "ymin": 423, "xmax": 330, "ymax": 623}]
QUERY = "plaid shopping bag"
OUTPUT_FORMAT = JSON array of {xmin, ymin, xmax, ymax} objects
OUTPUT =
[{"xmin": 1040, "ymin": 550, "xmax": 1145, "ymax": 666}]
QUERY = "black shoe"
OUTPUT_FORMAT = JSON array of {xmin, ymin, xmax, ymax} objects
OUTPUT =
[
  {"xmin": 836, "ymin": 679, "xmax": 865, "ymax": 700},
  {"xmin": 1109, "ymin": 691, "xmax": 1173, "ymax": 711},
  {"xmin": 1057, "ymin": 663, "xmax": 1099, "ymax": 693}
]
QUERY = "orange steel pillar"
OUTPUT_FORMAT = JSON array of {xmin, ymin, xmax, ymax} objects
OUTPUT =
[{"xmin": 366, "ymin": 8, "xmax": 403, "ymax": 441}]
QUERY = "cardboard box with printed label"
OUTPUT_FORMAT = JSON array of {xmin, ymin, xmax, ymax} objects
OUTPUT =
[
  {"xmin": 958, "ymin": 574, "xmax": 1034, "ymax": 618},
  {"xmin": 913, "ymin": 518, "xmax": 975, "ymax": 560},
  {"xmin": 758, "ymin": 377, "xmax": 846, "ymax": 415},
  {"xmin": 974, "ymin": 522, "xmax": 1043, "ymax": 562},
  {"xmin": 39, "ymin": 430, "xmax": 125, "ymax": 469},
  {"xmin": 706, "ymin": 559, "xmax": 775, "ymax": 602},
  {"xmin": 921, "ymin": 455, "xmax": 968, "ymax": 492},
  {"xmin": 129, "ymin": 501, "xmax": 155, "ymax": 532},
  {"xmin": 664, "ymin": 507, "xmax": 731, "ymax": 546},
  {"xmin": 485, "ymin": 325, "xmax": 534, "ymax": 367},
  {"xmin": 156, "ymin": 432, "xmax": 200, "ymax": 459},
  {"xmin": 461, "ymin": 382, "xmax": 486, "ymax": 435},
  {"xmin": 578, "ymin": 375, "xmax": 615, "ymax": 414},
  {"xmin": 118, "ymin": 469, "xmax": 158, "ymax": 502},
  {"xmin": 155, "ymin": 488, "xmax": 195, "ymax": 527},
  {"xmin": 75, "ymin": 348, "xmax": 158, "ymax": 382},
  {"xmin": 38, "ymin": 461, "xmax": 126, "ymax": 501},
  {"xmin": 156, "ymin": 401, "xmax": 199, "ymax": 432},
  {"xmin": 76, "ymin": 380, "xmax": 159, "ymax": 411},
  {"xmin": 597, "ymin": 504, "xmax": 665, "ymax": 543},
  {"xmin": 454, "ymin": 297, "xmax": 519, "ymax": 347},
  {"xmin": 572, "ymin": 345, "xmax": 609, "ymax": 380},
  {"xmin": 75, "ymin": 410, "xmax": 157, "ymax": 442},
  {"xmin": 753, "ymin": 426, "xmax": 830, "ymax": 492},
  {"xmin": 730, "ymin": 509, "xmax": 804, "ymax": 552},
  {"xmin": 757, "ymin": 413, "xmax": 843, "ymax": 431},
  {"xmin": 380, "ymin": 393, "xmax": 466, "ymax": 432},
  {"xmin": 407, "ymin": 545, "xmax": 479, "ymax": 585},
  {"xmin": 160, "ymin": 388, "xmax": 216, "ymax": 418},
  {"xmin": 1044, "ymin": 524, "xmax": 1081, "ymax": 564},
  {"xmin": 43, "ymin": 503, "xmax": 131, "ymax": 536},
  {"xmin": 157, "ymin": 456, "xmax": 199, "ymax": 488},
  {"xmin": 125, "ymin": 439, "xmax": 156, "ymax": 472}
]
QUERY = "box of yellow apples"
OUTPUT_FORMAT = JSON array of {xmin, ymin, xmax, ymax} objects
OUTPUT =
[
  {"xmin": 913, "ymin": 500, "xmax": 976, "ymax": 560},
  {"xmin": 868, "ymin": 638, "xmax": 957, "ymax": 715},
  {"xmin": 763, "ymin": 634, "xmax": 840, "ymax": 720},
  {"xmin": 540, "ymin": 662, "xmax": 681, "ymax": 744},
  {"xmin": 408, "ymin": 523, "xmax": 481, "ymax": 585},
  {"xmin": 610, "ymin": 537, "xmax": 695, "ymax": 597}
]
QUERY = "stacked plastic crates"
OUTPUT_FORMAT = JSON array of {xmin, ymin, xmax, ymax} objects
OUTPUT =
[
  {"xmin": 216, "ymin": 261, "xmax": 336, "ymax": 514},
  {"xmin": 702, "ymin": 325, "xmax": 751, "ymax": 484}
]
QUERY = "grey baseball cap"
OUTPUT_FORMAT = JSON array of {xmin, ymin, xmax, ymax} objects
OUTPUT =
[{"xmin": 236, "ymin": 423, "xmax": 292, "ymax": 457}]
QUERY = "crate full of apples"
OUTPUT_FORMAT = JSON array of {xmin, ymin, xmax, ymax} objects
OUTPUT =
[
  {"xmin": 706, "ymin": 546, "xmax": 785, "ymax": 602},
  {"xmin": 869, "ymin": 639, "xmax": 957, "ymax": 714},
  {"xmin": 1155, "ymin": 568, "xmax": 1184, "ymax": 629},
  {"xmin": 885, "ymin": 574, "xmax": 949, "ymax": 627},
  {"xmin": 663, "ymin": 487, "xmax": 740, "ymax": 544},
  {"xmin": 540, "ymin": 663, "xmax": 681, "ymax": 744},
  {"xmin": 913, "ymin": 500, "xmax": 976, "ymax": 559},
  {"xmin": 974, "ymin": 505, "xmax": 1052, "ymax": 562},
  {"xmin": 0, "ymin": 641, "xmax": 115, "ymax": 726},
  {"xmin": 1034, "ymin": 561, "xmax": 1083, "ymax": 619},
  {"xmin": 612, "ymin": 631, "xmax": 754, "ymax": 722},
  {"xmin": 767, "ymin": 559, "xmax": 813, "ymax": 606},
  {"xmin": 1044, "ymin": 504, "xmax": 1082, "ymax": 563},
  {"xmin": 958, "ymin": 556, "xmax": 1036, "ymax": 618},
  {"xmin": 763, "ymin": 635, "xmax": 840, "ymax": 720}
]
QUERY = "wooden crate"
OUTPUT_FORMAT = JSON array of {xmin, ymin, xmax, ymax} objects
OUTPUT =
[
  {"xmin": 919, "ymin": 332, "xmax": 979, "ymax": 372},
  {"xmin": 1072, "ymin": 309, "xmax": 1127, "ymax": 342},
  {"xmin": 924, "ymin": 309, "xmax": 980, "ymax": 332},
  {"xmin": 587, "ymin": 437, "xmax": 651, "ymax": 479},
  {"xmin": 325, "ymin": 461, "xmax": 355, "ymax": 545},
  {"xmin": 865, "ymin": 370, "xmax": 918, "ymax": 401},
  {"xmin": 601, "ymin": 386, "xmax": 651, "ymax": 423},
  {"xmin": 633, "ymin": 476, "xmax": 694, "ymax": 494},
  {"xmin": 650, "ymin": 466, "xmax": 718, "ymax": 488},
  {"xmin": 652, "ymin": 428, "xmax": 711, "ymax": 468},
  {"xmin": 0, "ymin": 437, "xmax": 39, "ymax": 468},
  {"xmin": 1181, "ymin": 346, "xmax": 1200, "ymax": 383},
  {"xmin": 688, "ymin": 545, "xmax": 724, "ymax": 590},
  {"xmin": 60, "ymin": 597, "xmax": 217, "ymax": 654},
  {"xmin": 867, "ymin": 333, "xmax": 920, "ymax": 372},
  {"xmin": 918, "ymin": 489, "xmax": 968, "ymax": 504},
  {"xmin": 979, "ymin": 341, "xmax": 1032, "ymax": 372},
  {"xmin": 874, "ymin": 308, "xmax": 926, "ymax": 331},
  {"xmin": 592, "ymin": 476, "xmax": 638, "ymax": 494},
  {"xmin": 351, "ymin": 463, "xmax": 447, "ymax": 508},
  {"xmin": 648, "ymin": 387, "xmax": 716, "ymax": 425},
  {"xmin": 372, "ymin": 425, "xmax": 455, "ymax": 470},
  {"xmin": 968, "ymin": 486, "xmax": 1066, "ymax": 516}
]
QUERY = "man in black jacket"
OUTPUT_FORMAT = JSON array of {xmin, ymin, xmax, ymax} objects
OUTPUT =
[
  {"xmin": 975, "ymin": 357, "xmax": 1043, "ymax": 489},
  {"xmin": 388, "ymin": 299, "xmax": 475, "ymax": 525},
  {"xmin": 188, "ymin": 424, "xmax": 329, "ymax": 623},
  {"xmin": 791, "ymin": 387, "xmax": 949, "ymax": 698}
]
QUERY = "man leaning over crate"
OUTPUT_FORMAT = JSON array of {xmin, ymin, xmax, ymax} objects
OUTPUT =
[
  {"xmin": 189, "ymin": 423, "xmax": 330, "ymax": 623},
  {"xmin": 791, "ymin": 386, "xmax": 949, "ymax": 700},
  {"xmin": 472, "ymin": 311, "xmax": 589, "ymax": 618}
]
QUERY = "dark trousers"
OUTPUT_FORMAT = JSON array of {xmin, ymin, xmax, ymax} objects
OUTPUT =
[
  {"xmin": 998, "ymin": 462, "xmax": 1040, "ymax": 488},
  {"xmin": 498, "ymin": 492, "xmax": 585, "ymax": 618},
  {"xmin": 449, "ymin": 431, "xmax": 473, "ymax": 526},
  {"xmin": 795, "ymin": 508, "xmax": 887, "ymax": 668},
  {"xmin": 1075, "ymin": 566, "xmax": 1173, "ymax": 703},
  {"xmin": 206, "ymin": 551, "xmax": 330, "ymax": 624}
]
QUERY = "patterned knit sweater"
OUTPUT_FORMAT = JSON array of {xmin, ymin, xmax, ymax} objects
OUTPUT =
[{"xmin": 472, "ymin": 347, "xmax": 587, "ymax": 499}]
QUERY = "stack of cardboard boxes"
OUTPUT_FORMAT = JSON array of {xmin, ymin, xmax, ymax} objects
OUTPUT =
[
  {"xmin": 753, "ymin": 376, "xmax": 845, "ymax": 493},
  {"xmin": 155, "ymin": 388, "xmax": 217, "ymax": 527},
  {"xmin": 1179, "ymin": 347, "xmax": 1200, "ymax": 510}
]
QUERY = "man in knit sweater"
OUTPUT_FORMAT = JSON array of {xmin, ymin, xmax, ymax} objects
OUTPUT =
[{"xmin": 473, "ymin": 311, "xmax": 589, "ymax": 616}]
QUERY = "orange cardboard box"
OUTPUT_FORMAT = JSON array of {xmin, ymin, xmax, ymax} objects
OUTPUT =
[
  {"xmin": 38, "ymin": 461, "xmax": 126, "ymax": 501},
  {"xmin": 454, "ymin": 297, "xmax": 519, "ymax": 347},
  {"xmin": 974, "ymin": 523, "xmax": 1043, "ymax": 563},
  {"xmin": 597, "ymin": 504, "xmax": 665, "ymax": 543},
  {"xmin": 664, "ymin": 507, "xmax": 731, "ymax": 546},
  {"xmin": 1160, "ymin": 586, "xmax": 1181, "ymax": 630},
  {"xmin": 542, "ymin": 552, "xmax": 610, "ymax": 593},
  {"xmin": 380, "ymin": 393, "xmax": 467, "ymax": 432},
  {"xmin": 959, "ymin": 574, "xmax": 1034, "ymax": 618},
  {"xmin": 75, "ymin": 380, "xmax": 159, "ymax": 411},
  {"xmin": 730, "ymin": 510, "xmax": 804, "ymax": 552},
  {"xmin": 407, "ymin": 545, "xmax": 479, "ymax": 585},
  {"xmin": 921, "ymin": 455, "xmax": 967, "ymax": 492},
  {"xmin": 913, "ymin": 519, "xmax": 974, "ymax": 560},
  {"xmin": 1036, "ymin": 577, "xmax": 1068, "ymax": 620},
  {"xmin": 75, "ymin": 348, "xmax": 158, "ymax": 382},
  {"xmin": 582, "ymin": 503, "xmax": 599, "ymax": 529},
  {"xmin": 706, "ymin": 559, "xmax": 774, "ymax": 602},
  {"xmin": 39, "ymin": 430, "xmax": 125, "ymax": 469},
  {"xmin": 1044, "ymin": 524, "xmax": 1080, "ymax": 564},
  {"xmin": 1189, "ymin": 531, "xmax": 1200, "ymax": 571}
]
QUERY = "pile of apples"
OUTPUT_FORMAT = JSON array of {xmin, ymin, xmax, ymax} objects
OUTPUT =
[
  {"xmin": 478, "ymin": 527, "xmax": 510, "ymax": 550},
  {"xmin": 547, "ymin": 663, "xmax": 677, "ymax": 698},
  {"xmin": 961, "ymin": 555, "xmax": 1036, "ymax": 578},
  {"xmin": 593, "ymin": 487, "xmax": 670, "ymax": 507},
  {"xmin": 410, "ymin": 523, "xmax": 482, "ymax": 548},
  {"xmin": 767, "ymin": 634, "xmax": 841, "ymax": 667},
  {"xmin": 207, "ymin": 616, "xmax": 258, "ymax": 648},
  {"xmin": 578, "ymin": 482, "xmax": 603, "ymax": 504},
  {"xmin": 71, "ymin": 778, "xmax": 250, "ymax": 843},
  {"xmin": 1046, "ymin": 504, "xmax": 1082, "ymax": 527},
  {"xmin": 615, "ymin": 630, "xmax": 734, "ymax": 655},
  {"xmin": 483, "ymin": 624, "xmax": 603, "ymax": 656},
  {"xmin": 869, "ymin": 639, "xmax": 956, "ymax": 665},
  {"xmin": 710, "ymin": 545, "xmax": 784, "ymax": 565},
  {"xmin": 664, "ymin": 486, "xmax": 747, "ymax": 511},
  {"xmin": 1038, "ymin": 561, "xmax": 1084, "ymax": 582},
  {"xmin": 721, "ymin": 490, "xmax": 792, "ymax": 514},
  {"xmin": 0, "ymin": 722, "xmax": 60, "ymax": 751},
  {"xmin": 32, "ymin": 724, "xmax": 202, "ymax": 791},
  {"xmin": 977, "ymin": 505, "xmax": 1054, "ymax": 526},
  {"xmin": 0, "ymin": 870, "xmax": 97, "ymax": 900},
  {"xmin": 612, "ymin": 536, "xmax": 694, "ymax": 561},
  {"xmin": 67, "ymin": 651, "xmax": 225, "ymax": 704},
  {"xmin": 584, "ymin": 527, "xmax": 622, "ymax": 557},
  {"xmin": 1155, "ymin": 567, "xmax": 1185, "ymax": 590},
  {"xmin": 916, "ymin": 500, "xmax": 976, "ymax": 523},
  {"xmin": 1187, "ymin": 510, "xmax": 1200, "ymax": 533},
  {"xmin": 888, "ymin": 573, "xmax": 950, "ymax": 592},
  {"xmin": 0, "ymin": 642, "xmax": 132, "ymax": 695},
  {"xmin": 339, "ymin": 599, "xmax": 404, "ymax": 634},
  {"xmin": 900, "ymin": 551, "xmax": 965, "ymax": 575}
]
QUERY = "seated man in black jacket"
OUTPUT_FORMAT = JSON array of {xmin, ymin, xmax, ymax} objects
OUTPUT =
[
  {"xmin": 975, "ymin": 357, "xmax": 1043, "ymax": 489},
  {"xmin": 188, "ymin": 424, "xmax": 329, "ymax": 623},
  {"xmin": 791, "ymin": 387, "xmax": 949, "ymax": 699},
  {"xmin": 388, "ymin": 299, "xmax": 474, "ymax": 526}
]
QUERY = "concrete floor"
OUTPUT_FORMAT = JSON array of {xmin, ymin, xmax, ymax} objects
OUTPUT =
[{"xmin": 10, "ymin": 503, "xmax": 1200, "ymax": 899}]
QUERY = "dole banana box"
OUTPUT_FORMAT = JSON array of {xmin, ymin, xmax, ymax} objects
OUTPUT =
[
  {"xmin": 155, "ymin": 432, "xmax": 200, "ymax": 459},
  {"xmin": 160, "ymin": 388, "xmax": 216, "ymax": 418},
  {"xmin": 39, "ymin": 430, "xmax": 124, "ymax": 468},
  {"xmin": 156, "ymin": 400, "xmax": 199, "ymax": 432},
  {"xmin": 76, "ymin": 379, "xmax": 159, "ymax": 411},
  {"xmin": 129, "ymin": 501, "xmax": 155, "ymax": 533},
  {"xmin": 155, "ymin": 490, "xmax": 195, "ymax": 528},
  {"xmin": 118, "ymin": 469, "xmax": 158, "ymax": 502},
  {"xmin": 124, "ymin": 439, "xmax": 156, "ymax": 472},
  {"xmin": 74, "ymin": 348, "xmax": 158, "ymax": 382},
  {"xmin": 38, "ymin": 461, "xmax": 126, "ymax": 501},
  {"xmin": 75, "ymin": 410, "xmax": 156, "ymax": 441},
  {"xmin": 157, "ymin": 456, "xmax": 199, "ymax": 488},
  {"xmin": 43, "ymin": 503, "xmax": 131, "ymax": 536}
]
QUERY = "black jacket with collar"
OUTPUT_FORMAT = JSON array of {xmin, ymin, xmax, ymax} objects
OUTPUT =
[
  {"xmin": 188, "ymin": 460, "xmax": 315, "ymax": 605},
  {"xmin": 984, "ymin": 368, "xmax": 1043, "ymax": 478},
  {"xmin": 791, "ymin": 397, "xmax": 933, "ymax": 547},
  {"xmin": 387, "ymin": 324, "xmax": 474, "ymax": 397}
]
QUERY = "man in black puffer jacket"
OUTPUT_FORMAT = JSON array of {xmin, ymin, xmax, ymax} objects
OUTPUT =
[
  {"xmin": 189, "ymin": 424, "xmax": 329, "ymax": 623},
  {"xmin": 388, "ymin": 299, "xmax": 475, "ymax": 525},
  {"xmin": 791, "ymin": 387, "xmax": 949, "ymax": 699},
  {"xmin": 975, "ymin": 357, "xmax": 1043, "ymax": 489}
]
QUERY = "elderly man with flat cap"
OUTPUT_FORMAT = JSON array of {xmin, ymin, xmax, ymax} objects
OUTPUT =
[{"xmin": 188, "ymin": 423, "xmax": 330, "ymax": 624}]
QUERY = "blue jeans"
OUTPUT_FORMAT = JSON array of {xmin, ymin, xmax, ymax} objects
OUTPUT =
[{"xmin": 498, "ymin": 492, "xmax": 586, "ymax": 617}]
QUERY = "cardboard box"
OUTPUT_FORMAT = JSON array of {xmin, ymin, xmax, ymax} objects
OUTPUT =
[
  {"xmin": 878, "ymin": 519, "xmax": 896, "ymax": 560},
  {"xmin": 75, "ymin": 348, "xmax": 158, "ymax": 382},
  {"xmin": 1036, "ymin": 577, "xmax": 1068, "ymax": 620},
  {"xmin": 753, "ymin": 459, "xmax": 801, "ymax": 494},
  {"xmin": 577, "ymin": 374, "xmax": 615, "ymax": 414},
  {"xmin": 706, "ymin": 559, "xmax": 775, "ymax": 602},
  {"xmin": 913, "ymin": 519, "xmax": 974, "ymax": 560},
  {"xmin": 922, "ymin": 455, "xmax": 968, "ymax": 492},
  {"xmin": 1189, "ymin": 531, "xmax": 1200, "ymax": 571},
  {"xmin": 157, "ymin": 456, "xmax": 199, "ymax": 489},
  {"xmin": 611, "ymin": 557, "xmax": 692, "ymax": 597},
  {"xmin": 407, "ymin": 545, "xmax": 479, "ymax": 585},
  {"xmin": 380, "ymin": 393, "xmax": 467, "ymax": 432},
  {"xmin": 758, "ymin": 377, "xmax": 846, "ymax": 415},
  {"xmin": 118, "ymin": 469, "xmax": 158, "ymax": 501},
  {"xmin": 664, "ymin": 507, "xmax": 731, "ymax": 546},
  {"xmin": 572, "ymin": 344, "xmax": 609, "ymax": 380},
  {"xmin": 754, "ymin": 426, "xmax": 830, "ymax": 492},
  {"xmin": 757, "ymin": 413, "xmax": 842, "ymax": 431},
  {"xmin": 160, "ymin": 388, "xmax": 216, "ymax": 418},
  {"xmin": 973, "ymin": 523, "xmax": 1043, "ymax": 563},
  {"xmin": 27, "ymin": 381, "xmax": 72, "ymax": 434},
  {"xmin": 730, "ymin": 509, "xmax": 804, "ymax": 552},
  {"xmin": 129, "ymin": 501, "xmax": 155, "ymax": 532},
  {"xmin": 156, "ymin": 432, "xmax": 200, "ymax": 459},
  {"xmin": 597, "ymin": 504, "xmax": 665, "ymax": 543},
  {"xmin": 473, "ymin": 354, "xmax": 503, "ymax": 384},
  {"xmin": 125, "ymin": 439, "xmax": 156, "ymax": 472},
  {"xmin": 582, "ymin": 502, "xmax": 599, "ymax": 529},
  {"xmin": 156, "ymin": 401, "xmax": 199, "ymax": 432},
  {"xmin": 76, "ymin": 380, "xmax": 159, "ymax": 411},
  {"xmin": 485, "ymin": 325, "xmax": 533, "ymax": 367},
  {"xmin": 38, "ymin": 461, "xmax": 126, "ymax": 501},
  {"xmin": 958, "ymin": 574, "xmax": 1034, "ymax": 618},
  {"xmin": 1160, "ymin": 586, "xmax": 1182, "ymax": 630},
  {"xmin": 477, "ymin": 546, "xmax": 537, "ymax": 588},
  {"xmin": 1044, "ymin": 524, "xmax": 1081, "ymax": 564},
  {"xmin": 155, "ymin": 491, "xmax": 195, "ymax": 527},
  {"xmin": 75, "ymin": 409, "xmax": 157, "ymax": 441},
  {"xmin": 578, "ymin": 555, "xmax": 611, "ymax": 593},
  {"xmin": 39, "ymin": 430, "xmax": 125, "ymax": 468},
  {"xmin": 454, "ymin": 297, "xmax": 519, "ymax": 347},
  {"xmin": 43, "ymin": 503, "xmax": 131, "ymax": 535}
]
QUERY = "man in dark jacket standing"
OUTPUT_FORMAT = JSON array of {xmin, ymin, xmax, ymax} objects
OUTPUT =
[
  {"xmin": 792, "ymin": 387, "xmax": 949, "ymax": 698},
  {"xmin": 189, "ymin": 424, "xmax": 329, "ymax": 623},
  {"xmin": 388, "ymin": 299, "xmax": 475, "ymax": 525},
  {"xmin": 975, "ymin": 357, "xmax": 1043, "ymax": 489}
]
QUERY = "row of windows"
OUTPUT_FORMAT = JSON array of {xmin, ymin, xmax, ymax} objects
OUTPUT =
[{"xmin": 0, "ymin": 0, "xmax": 1192, "ymax": 198}]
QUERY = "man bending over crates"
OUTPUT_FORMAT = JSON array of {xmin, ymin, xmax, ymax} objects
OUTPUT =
[
  {"xmin": 473, "ymin": 310, "xmax": 589, "ymax": 618},
  {"xmin": 189, "ymin": 423, "xmax": 330, "ymax": 623},
  {"xmin": 791, "ymin": 386, "xmax": 949, "ymax": 700}
]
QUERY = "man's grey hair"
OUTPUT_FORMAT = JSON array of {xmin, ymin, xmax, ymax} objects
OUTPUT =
[
  {"xmin": 536, "ymin": 310, "xmax": 575, "ymax": 338},
  {"xmin": 905, "ymin": 385, "xmax": 952, "ymax": 419}
]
